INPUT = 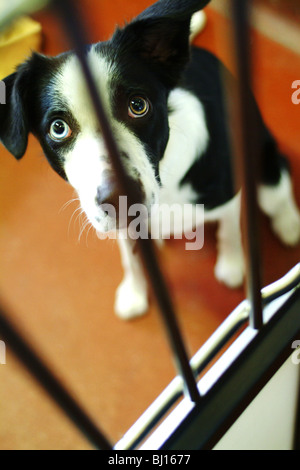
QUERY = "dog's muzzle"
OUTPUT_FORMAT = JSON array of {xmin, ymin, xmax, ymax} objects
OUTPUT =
[{"xmin": 95, "ymin": 169, "xmax": 145, "ymax": 230}]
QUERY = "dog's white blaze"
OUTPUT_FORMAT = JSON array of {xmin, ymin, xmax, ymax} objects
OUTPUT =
[
  {"xmin": 57, "ymin": 47, "xmax": 114, "ymax": 127},
  {"xmin": 56, "ymin": 50, "xmax": 115, "ymax": 230},
  {"xmin": 59, "ymin": 48, "xmax": 114, "ymax": 189},
  {"xmin": 57, "ymin": 48, "xmax": 160, "ymax": 232}
]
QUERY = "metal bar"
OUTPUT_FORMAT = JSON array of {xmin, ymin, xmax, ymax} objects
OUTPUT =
[
  {"xmin": 143, "ymin": 286, "xmax": 300, "ymax": 450},
  {"xmin": 0, "ymin": 301, "xmax": 112, "ymax": 450},
  {"xmin": 51, "ymin": 0, "xmax": 200, "ymax": 404},
  {"xmin": 230, "ymin": 0, "xmax": 263, "ymax": 330},
  {"xmin": 262, "ymin": 263, "xmax": 300, "ymax": 306},
  {"xmin": 115, "ymin": 376, "xmax": 183, "ymax": 450},
  {"xmin": 116, "ymin": 302, "xmax": 249, "ymax": 450},
  {"xmin": 116, "ymin": 263, "xmax": 300, "ymax": 449}
]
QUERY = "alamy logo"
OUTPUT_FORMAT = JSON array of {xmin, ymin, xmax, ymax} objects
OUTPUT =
[
  {"xmin": 0, "ymin": 340, "xmax": 6, "ymax": 365},
  {"xmin": 291, "ymin": 80, "xmax": 300, "ymax": 105},
  {"xmin": 0, "ymin": 80, "xmax": 6, "ymax": 104},
  {"xmin": 291, "ymin": 340, "xmax": 300, "ymax": 365},
  {"xmin": 96, "ymin": 197, "xmax": 205, "ymax": 251}
]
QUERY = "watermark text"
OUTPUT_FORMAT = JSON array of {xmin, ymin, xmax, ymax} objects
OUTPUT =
[
  {"xmin": 96, "ymin": 197, "xmax": 205, "ymax": 251},
  {"xmin": 0, "ymin": 80, "xmax": 5, "ymax": 104},
  {"xmin": 291, "ymin": 340, "xmax": 300, "ymax": 365},
  {"xmin": 291, "ymin": 80, "xmax": 300, "ymax": 105},
  {"xmin": 0, "ymin": 340, "xmax": 6, "ymax": 365}
]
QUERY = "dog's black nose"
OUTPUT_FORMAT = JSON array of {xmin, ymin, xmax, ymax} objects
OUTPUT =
[
  {"xmin": 96, "ymin": 170, "xmax": 146, "ymax": 229},
  {"xmin": 96, "ymin": 170, "xmax": 119, "ymax": 208}
]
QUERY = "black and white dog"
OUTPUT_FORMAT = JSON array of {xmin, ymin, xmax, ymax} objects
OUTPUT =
[{"xmin": 1, "ymin": 0, "xmax": 300, "ymax": 319}]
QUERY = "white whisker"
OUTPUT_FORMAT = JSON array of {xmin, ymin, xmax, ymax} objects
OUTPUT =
[
  {"xmin": 85, "ymin": 221, "xmax": 95, "ymax": 246},
  {"xmin": 59, "ymin": 197, "xmax": 80, "ymax": 214},
  {"xmin": 78, "ymin": 216, "xmax": 92, "ymax": 243},
  {"xmin": 68, "ymin": 205, "xmax": 84, "ymax": 237},
  {"xmin": 72, "ymin": 206, "xmax": 84, "ymax": 225}
]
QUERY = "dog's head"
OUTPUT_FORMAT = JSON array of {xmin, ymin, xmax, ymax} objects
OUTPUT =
[{"xmin": 0, "ymin": 0, "xmax": 210, "ymax": 233}]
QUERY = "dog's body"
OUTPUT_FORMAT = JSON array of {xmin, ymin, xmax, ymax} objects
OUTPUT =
[{"xmin": 1, "ymin": 0, "xmax": 300, "ymax": 319}]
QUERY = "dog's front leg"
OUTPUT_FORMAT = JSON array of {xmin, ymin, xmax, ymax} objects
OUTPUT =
[
  {"xmin": 214, "ymin": 194, "xmax": 245, "ymax": 288},
  {"xmin": 115, "ymin": 234, "xmax": 148, "ymax": 320}
]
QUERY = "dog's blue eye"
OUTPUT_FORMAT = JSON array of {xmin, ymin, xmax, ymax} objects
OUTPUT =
[
  {"xmin": 49, "ymin": 119, "xmax": 72, "ymax": 141},
  {"xmin": 128, "ymin": 96, "xmax": 149, "ymax": 118}
]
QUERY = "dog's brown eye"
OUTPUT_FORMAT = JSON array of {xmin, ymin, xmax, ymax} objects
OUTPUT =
[
  {"xmin": 128, "ymin": 96, "xmax": 149, "ymax": 118},
  {"xmin": 49, "ymin": 119, "xmax": 72, "ymax": 141}
]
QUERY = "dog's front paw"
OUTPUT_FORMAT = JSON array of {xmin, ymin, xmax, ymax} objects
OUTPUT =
[
  {"xmin": 115, "ymin": 277, "xmax": 148, "ymax": 320},
  {"xmin": 214, "ymin": 253, "xmax": 245, "ymax": 288},
  {"xmin": 271, "ymin": 206, "xmax": 300, "ymax": 247}
]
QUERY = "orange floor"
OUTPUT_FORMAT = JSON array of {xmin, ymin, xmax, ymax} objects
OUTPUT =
[{"xmin": 0, "ymin": 0, "xmax": 299, "ymax": 450}]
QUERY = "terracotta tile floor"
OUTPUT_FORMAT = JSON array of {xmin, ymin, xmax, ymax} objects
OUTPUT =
[{"xmin": 0, "ymin": 0, "xmax": 299, "ymax": 450}]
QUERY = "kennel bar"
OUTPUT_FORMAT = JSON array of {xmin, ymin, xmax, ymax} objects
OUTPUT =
[
  {"xmin": 115, "ymin": 263, "xmax": 300, "ymax": 450},
  {"xmin": 229, "ymin": 0, "xmax": 263, "ymax": 330},
  {"xmin": 140, "ymin": 282, "xmax": 300, "ymax": 450}
]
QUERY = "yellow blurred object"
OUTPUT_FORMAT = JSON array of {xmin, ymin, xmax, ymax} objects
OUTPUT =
[{"xmin": 0, "ymin": 16, "xmax": 42, "ymax": 79}]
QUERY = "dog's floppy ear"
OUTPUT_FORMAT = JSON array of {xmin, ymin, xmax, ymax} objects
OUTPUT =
[
  {"xmin": 113, "ymin": 0, "xmax": 211, "ymax": 87},
  {"xmin": 0, "ymin": 61, "xmax": 32, "ymax": 160}
]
